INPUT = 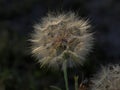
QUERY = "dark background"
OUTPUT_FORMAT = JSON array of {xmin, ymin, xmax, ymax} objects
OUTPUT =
[{"xmin": 0, "ymin": 0, "xmax": 120, "ymax": 90}]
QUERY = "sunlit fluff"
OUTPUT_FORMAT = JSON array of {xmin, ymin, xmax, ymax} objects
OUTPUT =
[
  {"xmin": 30, "ymin": 12, "xmax": 93, "ymax": 69},
  {"xmin": 91, "ymin": 64, "xmax": 120, "ymax": 90}
]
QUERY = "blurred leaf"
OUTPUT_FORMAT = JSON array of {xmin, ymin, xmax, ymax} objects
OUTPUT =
[{"xmin": 50, "ymin": 85, "xmax": 62, "ymax": 90}]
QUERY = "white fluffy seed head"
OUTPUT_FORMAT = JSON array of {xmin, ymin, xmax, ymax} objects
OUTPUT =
[
  {"xmin": 30, "ymin": 12, "xmax": 94, "ymax": 69},
  {"xmin": 91, "ymin": 64, "xmax": 120, "ymax": 90}
]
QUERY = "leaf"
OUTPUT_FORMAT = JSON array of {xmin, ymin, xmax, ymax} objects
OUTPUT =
[{"xmin": 50, "ymin": 85, "xmax": 62, "ymax": 90}]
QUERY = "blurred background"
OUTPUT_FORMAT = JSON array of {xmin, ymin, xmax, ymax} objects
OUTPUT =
[{"xmin": 0, "ymin": 0, "xmax": 120, "ymax": 90}]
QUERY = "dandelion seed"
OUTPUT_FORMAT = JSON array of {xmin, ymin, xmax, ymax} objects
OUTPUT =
[{"xmin": 30, "ymin": 12, "xmax": 94, "ymax": 69}]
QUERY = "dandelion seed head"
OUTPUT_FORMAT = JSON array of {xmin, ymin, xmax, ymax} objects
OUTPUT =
[
  {"xmin": 30, "ymin": 12, "xmax": 94, "ymax": 69},
  {"xmin": 91, "ymin": 64, "xmax": 120, "ymax": 90}
]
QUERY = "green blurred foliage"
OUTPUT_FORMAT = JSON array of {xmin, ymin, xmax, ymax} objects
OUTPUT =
[{"xmin": 0, "ymin": 29, "xmax": 63, "ymax": 90}]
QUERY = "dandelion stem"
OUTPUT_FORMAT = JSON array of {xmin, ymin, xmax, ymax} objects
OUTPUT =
[
  {"xmin": 63, "ymin": 60, "xmax": 69, "ymax": 90},
  {"xmin": 74, "ymin": 76, "xmax": 79, "ymax": 90}
]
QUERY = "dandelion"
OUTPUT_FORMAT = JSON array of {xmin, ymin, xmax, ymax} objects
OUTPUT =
[
  {"xmin": 30, "ymin": 12, "xmax": 94, "ymax": 90},
  {"xmin": 91, "ymin": 64, "xmax": 120, "ymax": 90},
  {"xmin": 30, "ymin": 12, "xmax": 93, "ymax": 69}
]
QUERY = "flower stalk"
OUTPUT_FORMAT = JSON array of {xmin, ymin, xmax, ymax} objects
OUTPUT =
[
  {"xmin": 74, "ymin": 76, "xmax": 79, "ymax": 90},
  {"xmin": 63, "ymin": 60, "xmax": 69, "ymax": 90}
]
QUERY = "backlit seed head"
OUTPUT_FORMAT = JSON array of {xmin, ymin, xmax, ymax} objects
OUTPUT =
[{"xmin": 30, "ymin": 12, "xmax": 94, "ymax": 69}]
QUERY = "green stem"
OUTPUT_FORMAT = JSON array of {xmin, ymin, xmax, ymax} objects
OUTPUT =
[
  {"xmin": 63, "ymin": 60, "xmax": 69, "ymax": 90},
  {"xmin": 74, "ymin": 76, "xmax": 79, "ymax": 90}
]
